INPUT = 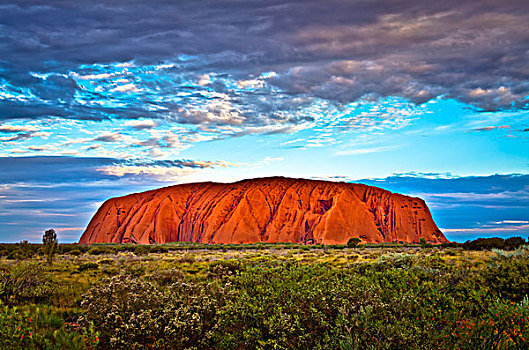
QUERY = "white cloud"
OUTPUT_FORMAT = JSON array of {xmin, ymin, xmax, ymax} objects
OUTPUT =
[
  {"xmin": 197, "ymin": 74, "xmax": 212, "ymax": 86},
  {"xmin": 93, "ymin": 132, "xmax": 126, "ymax": 142},
  {"xmin": 5, "ymin": 148, "xmax": 27, "ymax": 154},
  {"xmin": 76, "ymin": 73, "xmax": 113, "ymax": 80},
  {"xmin": 258, "ymin": 156, "xmax": 283, "ymax": 165},
  {"xmin": 493, "ymin": 220, "xmax": 529, "ymax": 225},
  {"xmin": 0, "ymin": 125, "xmax": 38, "ymax": 133},
  {"xmin": 97, "ymin": 165, "xmax": 195, "ymax": 178},
  {"xmin": 124, "ymin": 119, "xmax": 157, "ymax": 130},
  {"xmin": 281, "ymin": 138, "xmax": 305, "ymax": 145},
  {"xmin": 442, "ymin": 224, "xmax": 529, "ymax": 234},
  {"xmin": 237, "ymin": 78, "xmax": 265, "ymax": 89},
  {"xmin": 335, "ymin": 145, "xmax": 398, "ymax": 156},
  {"xmin": 111, "ymin": 83, "xmax": 141, "ymax": 92},
  {"xmin": 96, "ymin": 160, "xmax": 240, "ymax": 180}
]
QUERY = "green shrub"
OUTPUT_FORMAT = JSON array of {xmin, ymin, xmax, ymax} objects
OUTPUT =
[
  {"xmin": 123, "ymin": 264, "xmax": 146, "ymax": 277},
  {"xmin": 0, "ymin": 262, "xmax": 56, "ymax": 305},
  {"xmin": 68, "ymin": 249, "xmax": 83, "ymax": 256},
  {"xmin": 98, "ymin": 258, "xmax": 114, "ymax": 265},
  {"xmin": 445, "ymin": 296, "xmax": 529, "ymax": 348},
  {"xmin": 60, "ymin": 244, "xmax": 87, "ymax": 254},
  {"xmin": 149, "ymin": 245, "xmax": 169, "ymax": 254},
  {"xmin": 505, "ymin": 236, "xmax": 526, "ymax": 250},
  {"xmin": 88, "ymin": 246, "xmax": 116, "ymax": 255},
  {"xmin": 77, "ymin": 262, "xmax": 99, "ymax": 271},
  {"xmin": 0, "ymin": 305, "xmax": 98, "ymax": 349},
  {"xmin": 347, "ymin": 237, "xmax": 361, "ymax": 247},
  {"xmin": 176, "ymin": 253, "xmax": 196, "ymax": 264},
  {"xmin": 6, "ymin": 250, "xmax": 23, "ymax": 260},
  {"xmin": 483, "ymin": 251, "xmax": 529, "ymax": 301},
  {"xmin": 101, "ymin": 265, "xmax": 120, "ymax": 276},
  {"xmin": 18, "ymin": 241, "xmax": 34, "ymax": 259},
  {"xmin": 214, "ymin": 262, "xmax": 363, "ymax": 349},
  {"xmin": 465, "ymin": 236, "xmax": 526, "ymax": 251},
  {"xmin": 461, "ymin": 237, "xmax": 526, "ymax": 251},
  {"xmin": 133, "ymin": 245, "xmax": 150, "ymax": 256},
  {"xmin": 374, "ymin": 253, "xmax": 416, "ymax": 270},
  {"xmin": 80, "ymin": 275, "xmax": 225, "ymax": 349},
  {"xmin": 149, "ymin": 268, "xmax": 185, "ymax": 286},
  {"xmin": 208, "ymin": 259, "xmax": 243, "ymax": 279}
]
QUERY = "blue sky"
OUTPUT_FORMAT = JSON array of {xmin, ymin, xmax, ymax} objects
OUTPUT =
[{"xmin": 0, "ymin": 0, "xmax": 528, "ymax": 243}]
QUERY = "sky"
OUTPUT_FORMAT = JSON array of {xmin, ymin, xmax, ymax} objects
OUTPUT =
[{"xmin": 0, "ymin": 0, "xmax": 528, "ymax": 243}]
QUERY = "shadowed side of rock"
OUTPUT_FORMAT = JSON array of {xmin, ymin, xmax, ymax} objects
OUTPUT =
[{"xmin": 79, "ymin": 177, "xmax": 447, "ymax": 245}]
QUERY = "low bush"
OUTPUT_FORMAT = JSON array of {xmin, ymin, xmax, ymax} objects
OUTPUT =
[
  {"xmin": 208, "ymin": 259, "xmax": 244, "ymax": 279},
  {"xmin": 133, "ymin": 245, "xmax": 150, "ymax": 256},
  {"xmin": 88, "ymin": 246, "xmax": 116, "ymax": 255},
  {"xmin": 347, "ymin": 237, "xmax": 361, "ymax": 247},
  {"xmin": 68, "ymin": 249, "xmax": 83, "ymax": 256},
  {"xmin": 101, "ymin": 266, "xmax": 120, "ymax": 276},
  {"xmin": 0, "ymin": 305, "xmax": 98, "ymax": 349},
  {"xmin": 149, "ymin": 245, "xmax": 169, "ymax": 254},
  {"xmin": 122, "ymin": 264, "xmax": 146, "ymax": 277},
  {"xmin": 98, "ymin": 258, "xmax": 114, "ymax": 265},
  {"xmin": 78, "ymin": 262, "xmax": 99, "ymax": 272},
  {"xmin": 80, "ymin": 274, "xmax": 225, "ymax": 349},
  {"xmin": 3, "ymin": 243, "xmax": 529, "ymax": 348},
  {"xmin": 149, "ymin": 268, "xmax": 185, "ymax": 286},
  {"xmin": 483, "ymin": 249, "xmax": 529, "ymax": 301},
  {"xmin": 0, "ymin": 262, "xmax": 56, "ymax": 305}
]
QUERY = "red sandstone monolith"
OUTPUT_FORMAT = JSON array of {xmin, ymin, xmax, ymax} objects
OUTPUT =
[{"xmin": 79, "ymin": 177, "xmax": 447, "ymax": 245}]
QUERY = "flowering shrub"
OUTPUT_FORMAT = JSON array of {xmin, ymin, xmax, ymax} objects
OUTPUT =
[
  {"xmin": 0, "ymin": 305, "xmax": 98, "ymax": 349},
  {"xmin": 81, "ymin": 274, "xmax": 226, "ymax": 349},
  {"xmin": 484, "ymin": 250, "xmax": 529, "ymax": 302},
  {"xmin": 446, "ymin": 296, "xmax": 529, "ymax": 348}
]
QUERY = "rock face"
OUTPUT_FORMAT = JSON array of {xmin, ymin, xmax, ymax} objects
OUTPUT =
[{"xmin": 79, "ymin": 177, "xmax": 447, "ymax": 245}]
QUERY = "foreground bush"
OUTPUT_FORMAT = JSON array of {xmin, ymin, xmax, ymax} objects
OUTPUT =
[
  {"xmin": 3, "ymin": 244, "xmax": 529, "ymax": 349},
  {"xmin": 0, "ymin": 305, "xmax": 98, "ymax": 349},
  {"xmin": 0, "ymin": 262, "xmax": 55, "ymax": 305},
  {"xmin": 78, "ymin": 252, "xmax": 529, "ymax": 349},
  {"xmin": 483, "ymin": 249, "xmax": 529, "ymax": 302},
  {"xmin": 81, "ymin": 274, "xmax": 226, "ymax": 349}
]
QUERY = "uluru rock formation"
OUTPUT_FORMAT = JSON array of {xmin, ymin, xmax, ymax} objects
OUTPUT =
[{"xmin": 79, "ymin": 177, "xmax": 447, "ymax": 245}]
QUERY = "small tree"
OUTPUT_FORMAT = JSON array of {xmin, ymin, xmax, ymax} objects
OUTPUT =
[
  {"xmin": 347, "ymin": 237, "xmax": 361, "ymax": 248},
  {"xmin": 419, "ymin": 237, "xmax": 433, "ymax": 248},
  {"xmin": 42, "ymin": 229, "xmax": 58, "ymax": 265},
  {"xmin": 504, "ymin": 236, "xmax": 526, "ymax": 250},
  {"xmin": 19, "ymin": 240, "xmax": 33, "ymax": 259}
]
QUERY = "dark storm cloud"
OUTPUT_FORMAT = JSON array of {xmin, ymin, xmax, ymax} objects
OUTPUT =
[
  {"xmin": 1, "ymin": 0, "xmax": 528, "ymax": 125},
  {"xmin": 0, "ymin": 97, "xmax": 160, "ymax": 122}
]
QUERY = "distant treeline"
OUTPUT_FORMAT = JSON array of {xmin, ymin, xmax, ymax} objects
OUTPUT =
[
  {"xmin": 460, "ymin": 236, "xmax": 527, "ymax": 251},
  {"xmin": 0, "ymin": 236, "xmax": 526, "ymax": 258}
]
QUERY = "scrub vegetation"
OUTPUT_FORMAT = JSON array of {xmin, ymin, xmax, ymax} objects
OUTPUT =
[{"xmin": 0, "ymin": 237, "xmax": 528, "ymax": 349}]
